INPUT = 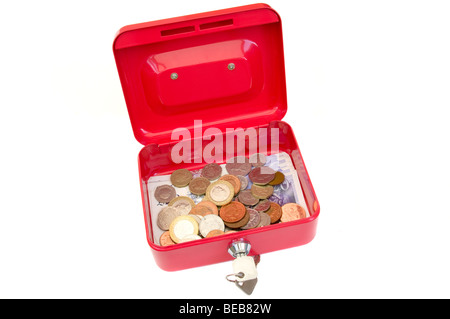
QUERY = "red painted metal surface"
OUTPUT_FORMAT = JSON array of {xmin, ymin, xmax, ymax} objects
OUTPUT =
[
  {"xmin": 113, "ymin": 3, "xmax": 286, "ymax": 146},
  {"xmin": 114, "ymin": 4, "xmax": 320, "ymax": 271}
]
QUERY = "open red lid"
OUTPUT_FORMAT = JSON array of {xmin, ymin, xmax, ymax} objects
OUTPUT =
[{"xmin": 113, "ymin": 3, "xmax": 287, "ymax": 145}]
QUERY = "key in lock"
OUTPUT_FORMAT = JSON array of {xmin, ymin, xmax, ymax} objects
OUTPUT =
[{"xmin": 226, "ymin": 239, "xmax": 259, "ymax": 295}]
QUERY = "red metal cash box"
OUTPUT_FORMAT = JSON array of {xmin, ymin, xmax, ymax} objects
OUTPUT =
[{"xmin": 113, "ymin": 3, "xmax": 320, "ymax": 271}]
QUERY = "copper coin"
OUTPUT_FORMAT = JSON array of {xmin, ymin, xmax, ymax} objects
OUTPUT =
[
  {"xmin": 154, "ymin": 184, "xmax": 176, "ymax": 203},
  {"xmin": 281, "ymin": 203, "xmax": 307, "ymax": 222},
  {"xmin": 268, "ymin": 171, "xmax": 285, "ymax": 186},
  {"xmin": 159, "ymin": 231, "xmax": 176, "ymax": 246},
  {"xmin": 170, "ymin": 169, "xmax": 193, "ymax": 187},
  {"xmin": 189, "ymin": 204, "xmax": 214, "ymax": 217},
  {"xmin": 251, "ymin": 184, "xmax": 274, "ymax": 199},
  {"xmin": 201, "ymin": 163, "xmax": 222, "ymax": 180},
  {"xmin": 266, "ymin": 202, "xmax": 282, "ymax": 224},
  {"xmin": 257, "ymin": 212, "xmax": 271, "ymax": 227},
  {"xmin": 219, "ymin": 201, "xmax": 246, "ymax": 223},
  {"xmin": 224, "ymin": 209, "xmax": 250, "ymax": 229},
  {"xmin": 219, "ymin": 174, "xmax": 241, "ymax": 195},
  {"xmin": 197, "ymin": 200, "xmax": 219, "ymax": 215},
  {"xmin": 237, "ymin": 189, "xmax": 259, "ymax": 206},
  {"xmin": 241, "ymin": 208, "xmax": 261, "ymax": 230},
  {"xmin": 236, "ymin": 175, "xmax": 248, "ymax": 190},
  {"xmin": 225, "ymin": 156, "xmax": 252, "ymax": 176},
  {"xmin": 157, "ymin": 206, "xmax": 180, "ymax": 231},
  {"xmin": 249, "ymin": 153, "xmax": 267, "ymax": 167},
  {"xmin": 248, "ymin": 166, "xmax": 276, "ymax": 185},
  {"xmin": 206, "ymin": 229, "xmax": 225, "ymax": 238},
  {"xmin": 254, "ymin": 199, "xmax": 271, "ymax": 212},
  {"xmin": 190, "ymin": 201, "xmax": 218, "ymax": 217},
  {"xmin": 314, "ymin": 200, "xmax": 319, "ymax": 212},
  {"xmin": 199, "ymin": 215, "xmax": 224, "ymax": 237},
  {"xmin": 189, "ymin": 177, "xmax": 211, "ymax": 195}
]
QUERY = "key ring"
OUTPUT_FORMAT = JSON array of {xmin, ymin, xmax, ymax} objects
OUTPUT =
[{"xmin": 225, "ymin": 272, "xmax": 244, "ymax": 283}]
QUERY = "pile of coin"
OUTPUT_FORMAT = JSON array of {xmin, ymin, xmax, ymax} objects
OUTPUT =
[{"xmin": 155, "ymin": 155, "xmax": 307, "ymax": 246}]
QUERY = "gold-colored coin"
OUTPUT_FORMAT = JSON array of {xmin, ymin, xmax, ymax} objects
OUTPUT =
[
  {"xmin": 170, "ymin": 169, "xmax": 193, "ymax": 187},
  {"xmin": 189, "ymin": 177, "xmax": 211, "ymax": 195},
  {"xmin": 219, "ymin": 174, "xmax": 241, "ymax": 195},
  {"xmin": 168, "ymin": 196, "xmax": 196, "ymax": 215},
  {"xmin": 251, "ymin": 184, "xmax": 274, "ymax": 199},
  {"xmin": 169, "ymin": 215, "xmax": 199, "ymax": 244},
  {"xmin": 205, "ymin": 180, "xmax": 234, "ymax": 206},
  {"xmin": 268, "ymin": 171, "xmax": 285, "ymax": 186}
]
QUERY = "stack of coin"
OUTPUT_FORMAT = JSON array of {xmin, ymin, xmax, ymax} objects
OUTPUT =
[
  {"xmin": 156, "ymin": 153, "xmax": 308, "ymax": 246},
  {"xmin": 219, "ymin": 202, "xmax": 247, "ymax": 229}
]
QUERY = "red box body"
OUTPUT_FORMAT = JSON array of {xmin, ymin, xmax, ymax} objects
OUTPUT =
[{"xmin": 113, "ymin": 4, "xmax": 320, "ymax": 271}]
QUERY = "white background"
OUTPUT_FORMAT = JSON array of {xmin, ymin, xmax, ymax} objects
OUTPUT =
[{"xmin": 1, "ymin": 0, "xmax": 449, "ymax": 299}]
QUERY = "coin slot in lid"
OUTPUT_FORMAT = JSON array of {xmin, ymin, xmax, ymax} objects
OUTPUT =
[
  {"xmin": 161, "ymin": 25, "xmax": 195, "ymax": 36},
  {"xmin": 199, "ymin": 19, "xmax": 233, "ymax": 30}
]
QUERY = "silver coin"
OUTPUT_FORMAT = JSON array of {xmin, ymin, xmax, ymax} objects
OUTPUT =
[
  {"xmin": 156, "ymin": 206, "xmax": 180, "ymax": 231},
  {"xmin": 238, "ymin": 189, "xmax": 259, "ymax": 206},
  {"xmin": 190, "ymin": 214, "xmax": 205, "ymax": 225},
  {"xmin": 249, "ymin": 153, "xmax": 267, "ymax": 167},
  {"xmin": 236, "ymin": 175, "xmax": 249, "ymax": 190},
  {"xmin": 225, "ymin": 156, "xmax": 252, "ymax": 176},
  {"xmin": 257, "ymin": 212, "xmax": 271, "ymax": 227},
  {"xmin": 199, "ymin": 214, "xmax": 225, "ymax": 237},
  {"xmin": 178, "ymin": 234, "xmax": 202, "ymax": 243},
  {"xmin": 241, "ymin": 208, "xmax": 261, "ymax": 230},
  {"xmin": 224, "ymin": 226, "xmax": 235, "ymax": 232},
  {"xmin": 154, "ymin": 184, "xmax": 176, "ymax": 203},
  {"xmin": 170, "ymin": 197, "xmax": 194, "ymax": 215}
]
